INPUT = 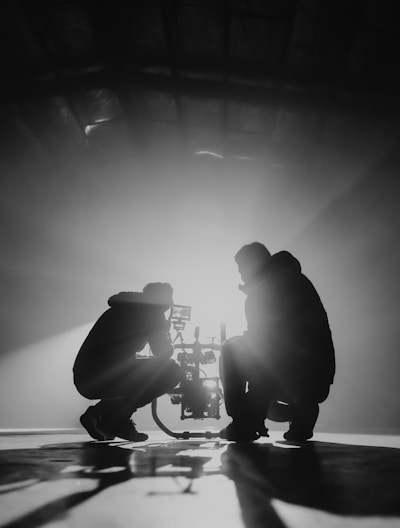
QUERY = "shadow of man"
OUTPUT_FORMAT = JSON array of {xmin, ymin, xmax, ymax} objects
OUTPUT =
[{"xmin": 221, "ymin": 440, "xmax": 400, "ymax": 527}]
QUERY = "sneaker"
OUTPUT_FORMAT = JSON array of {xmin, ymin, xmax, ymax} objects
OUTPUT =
[
  {"xmin": 80, "ymin": 407, "xmax": 115, "ymax": 441},
  {"xmin": 219, "ymin": 420, "xmax": 259, "ymax": 442},
  {"xmin": 283, "ymin": 427, "xmax": 313, "ymax": 442},
  {"xmin": 106, "ymin": 420, "xmax": 149, "ymax": 442}
]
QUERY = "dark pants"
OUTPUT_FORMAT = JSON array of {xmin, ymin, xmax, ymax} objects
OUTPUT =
[
  {"xmin": 75, "ymin": 357, "xmax": 181, "ymax": 428},
  {"xmin": 219, "ymin": 337, "xmax": 327, "ymax": 433},
  {"xmin": 219, "ymin": 337, "xmax": 277, "ymax": 427}
]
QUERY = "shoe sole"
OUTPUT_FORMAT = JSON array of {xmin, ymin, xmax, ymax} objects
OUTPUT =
[
  {"xmin": 112, "ymin": 432, "xmax": 149, "ymax": 442},
  {"xmin": 219, "ymin": 431, "xmax": 259, "ymax": 442},
  {"xmin": 283, "ymin": 433, "xmax": 313, "ymax": 442},
  {"xmin": 80, "ymin": 414, "xmax": 104, "ymax": 440},
  {"xmin": 80, "ymin": 413, "xmax": 115, "ymax": 441}
]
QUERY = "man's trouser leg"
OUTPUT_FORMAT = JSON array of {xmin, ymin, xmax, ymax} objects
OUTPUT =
[
  {"xmin": 95, "ymin": 358, "xmax": 181, "ymax": 428},
  {"xmin": 287, "ymin": 382, "xmax": 331, "ymax": 438},
  {"xmin": 246, "ymin": 371, "xmax": 276, "ymax": 430},
  {"xmin": 289, "ymin": 398, "xmax": 320, "ymax": 437},
  {"xmin": 219, "ymin": 338, "xmax": 249, "ymax": 421}
]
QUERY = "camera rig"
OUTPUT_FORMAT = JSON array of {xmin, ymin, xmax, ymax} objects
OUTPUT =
[{"xmin": 151, "ymin": 304, "xmax": 225, "ymax": 439}]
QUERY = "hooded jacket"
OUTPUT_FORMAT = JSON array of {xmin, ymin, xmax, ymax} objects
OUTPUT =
[
  {"xmin": 242, "ymin": 251, "xmax": 335, "ymax": 397},
  {"xmin": 73, "ymin": 291, "xmax": 173, "ymax": 386}
]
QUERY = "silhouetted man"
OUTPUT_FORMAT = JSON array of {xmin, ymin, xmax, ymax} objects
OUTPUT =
[
  {"xmin": 73, "ymin": 282, "xmax": 181, "ymax": 442},
  {"xmin": 219, "ymin": 242, "xmax": 335, "ymax": 441}
]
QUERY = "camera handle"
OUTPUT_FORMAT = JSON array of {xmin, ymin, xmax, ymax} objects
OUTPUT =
[{"xmin": 151, "ymin": 398, "xmax": 219, "ymax": 439}]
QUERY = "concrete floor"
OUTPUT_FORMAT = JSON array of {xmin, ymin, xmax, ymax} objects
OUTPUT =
[{"xmin": 1, "ymin": 428, "xmax": 400, "ymax": 528}]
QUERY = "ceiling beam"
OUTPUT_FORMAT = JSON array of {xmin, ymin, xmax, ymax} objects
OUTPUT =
[{"xmin": 2, "ymin": 67, "xmax": 397, "ymax": 117}]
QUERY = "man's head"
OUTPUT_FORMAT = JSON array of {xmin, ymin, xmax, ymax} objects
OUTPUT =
[
  {"xmin": 142, "ymin": 282, "xmax": 174, "ymax": 311},
  {"xmin": 234, "ymin": 242, "xmax": 272, "ymax": 284}
]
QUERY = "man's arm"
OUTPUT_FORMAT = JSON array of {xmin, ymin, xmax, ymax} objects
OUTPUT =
[{"xmin": 148, "ymin": 326, "xmax": 174, "ymax": 360}]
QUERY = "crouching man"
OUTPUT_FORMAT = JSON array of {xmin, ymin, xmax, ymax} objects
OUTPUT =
[
  {"xmin": 219, "ymin": 242, "xmax": 335, "ymax": 442},
  {"xmin": 73, "ymin": 282, "xmax": 181, "ymax": 442}
]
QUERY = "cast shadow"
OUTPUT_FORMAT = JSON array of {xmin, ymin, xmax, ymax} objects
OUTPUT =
[
  {"xmin": 2, "ymin": 438, "xmax": 400, "ymax": 527},
  {"xmin": 0, "ymin": 439, "xmax": 215, "ymax": 528},
  {"xmin": 221, "ymin": 439, "xmax": 400, "ymax": 528}
]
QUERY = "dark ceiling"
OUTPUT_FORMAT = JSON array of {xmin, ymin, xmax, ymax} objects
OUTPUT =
[{"xmin": 1, "ymin": 0, "xmax": 399, "ymax": 167}]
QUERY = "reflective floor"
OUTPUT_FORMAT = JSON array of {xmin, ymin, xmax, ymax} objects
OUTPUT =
[{"xmin": 1, "ymin": 429, "xmax": 400, "ymax": 528}]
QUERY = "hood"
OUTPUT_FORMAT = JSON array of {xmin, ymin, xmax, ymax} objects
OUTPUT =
[
  {"xmin": 239, "ymin": 251, "xmax": 301, "ymax": 293},
  {"xmin": 107, "ymin": 291, "xmax": 144, "ymax": 307},
  {"xmin": 267, "ymin": 251, "xmax": 301, "ymax": 276},
  {"xmin": 107, "ymin": 290, "xmax": 172, "ymax": 311}
]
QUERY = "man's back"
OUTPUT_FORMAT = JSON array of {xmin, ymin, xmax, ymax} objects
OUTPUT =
[
  {"xmin": 244, "ymin": 251, "xmax": 335, "ymax": 392},
  {"xmin": 73, "ymin": 292, "xmax": 168, "ymax": 379}
]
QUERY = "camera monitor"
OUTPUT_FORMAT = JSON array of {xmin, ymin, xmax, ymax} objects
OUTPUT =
[{"xmin": 170, "ymin": 304, "xmax": 191, "ymax": 322}]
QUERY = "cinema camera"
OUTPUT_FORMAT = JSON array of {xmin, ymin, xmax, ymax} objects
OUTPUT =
[{"xmin": 151, "ymin": 304, "xmax": 225, "ymax": 439}]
